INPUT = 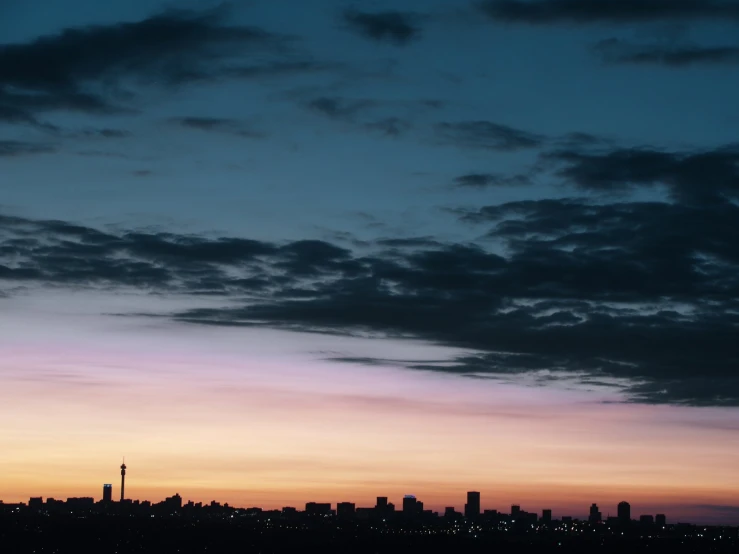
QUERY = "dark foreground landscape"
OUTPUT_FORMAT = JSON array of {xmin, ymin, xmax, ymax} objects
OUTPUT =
[{"xmin": 2, "ymin": 513, "xmax": 737, "ymax": 554}]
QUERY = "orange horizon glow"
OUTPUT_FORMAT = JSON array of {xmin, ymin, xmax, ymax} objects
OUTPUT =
[{"xmin": 2, "ymin": 296, "xmax": 739, "ymax": 525}]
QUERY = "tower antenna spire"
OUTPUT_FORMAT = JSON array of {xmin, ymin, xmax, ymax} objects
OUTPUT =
[{"xmin": 120, "ymin": 458, "xmax": 127, "ymax": 502}]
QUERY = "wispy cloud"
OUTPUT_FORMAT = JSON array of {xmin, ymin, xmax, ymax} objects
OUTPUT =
[
  {"xmin": 342, "ymin": 10, "xmax": 422, "ymax": 45},
  {"xmin": 480, "ymin": 0, "xmax": 739, "ymax": 24}
]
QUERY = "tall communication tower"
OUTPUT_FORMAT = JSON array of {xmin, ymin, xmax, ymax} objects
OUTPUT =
[{"xmin": 120, "ymin": 459, "xmax": 127, "ymax": 502}]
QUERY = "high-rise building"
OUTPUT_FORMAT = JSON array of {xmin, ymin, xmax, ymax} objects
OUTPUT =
[
  {"xmin": 655, "ymin": 514, "xmax": 666, "ymax": 527},
  {"xmin": 375, "ymin": 497, "xmax": 388, "ymax": 512},
  {"xmin": 102, "ymin": 484, "xmax": 112, "ymax": 503},
  {"xmin": 541, "ymin": 509, "xmax": 552, "ymax": 524},
  {"xmin": 305, "ymin": 502, "xmax": 331, "ymax": 515},
  {"xmin": 402, "ymin": 495, "xmax": 417, "ymax": 515},
  {"xmin": 640, "ymin": 514, "xmax": 654, "ymax": 525},
  {"xmin": 165, "ymin": 494, "xmax": 182, "ymax": 511},
  {"xmin": 120, "ymin": 461, "xmax": 127, "ymax": 502},
  {"xmin": 511, "ymin": 505, "xmax": 521, "ymax": 518},
  {"xmin": 589, "ymin": 503, "xmax": 602, "ymax": 523},
  {"xmin": 617, "ymin": 501, "xmax": 631, "ymax": 523},
  {"xmin": 464, "ymin": 491, "xmax": 480, "ymax": 519},
  {"xmin": 337, "ymin": 502, "xmax": 355, "ymax": 518}
]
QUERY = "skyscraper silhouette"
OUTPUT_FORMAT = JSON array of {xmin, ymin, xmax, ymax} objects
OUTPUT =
[
  {"xmin": 402, "ymin": 495, "xmax": 417, "ymax": 515},
  {"xmin": 589, "ymin": 503, "xmax": 602, "ymax": 523},
  {"xmin": 103, "ymin": 484, "xmax": 112, "ymax": 503},
  {"xmin": 618, "ymin": 501, "xmax": 631, "ymax": 524},
  {"xmin": 464, "ymin": 491, "xmax": 480, "ymax": 519},
  {"xmin": 120, "ymin": 460, "xmax": 127, "ymax": 502}
]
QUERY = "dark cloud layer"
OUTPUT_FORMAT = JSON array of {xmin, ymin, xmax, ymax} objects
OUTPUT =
[
  {"xmin": 3, "ymin": 138, "xmax": 739, "ymax": 408},
  {"xmin": 545, "ymin": 146, "xmax": 739, "ymax": 204},
  {"xmin": 342, "ymin": 10, "xmax": 421, "ymax": 45},
  {"xmin": 480, "ymin": 0, "xmax": 739, "ymax": 24},
  {"xmin": 0, "ymin": 7, "xmax": 318, "ymax": 128},
  {"xmin": 595, "ymin": 38, "xmax": 739, "ymax": 66},
  {"xmin": 0, "ymin": 8, "xmax": 270, "ymax": 90}
]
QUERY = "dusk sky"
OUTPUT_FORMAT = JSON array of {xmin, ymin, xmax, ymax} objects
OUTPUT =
[{"xmin": 2, "ymin": 0, "xmax": 739, "ymax": 524}]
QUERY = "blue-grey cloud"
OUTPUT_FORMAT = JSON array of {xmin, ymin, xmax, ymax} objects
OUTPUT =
[
  {"xmin": 0, "ymin": 140, "xmax": 56, "ymax": 157},
  {"xmin": 0, "ymin": 6, "xmax": 320, "ymax": 124},
  {"xmin": 304, "ymin": 96, "xmax": 427, "ymax": 137},
  {"xmin": 480, "ymin": 0, "xmax": 739, "ymax": 24},
  {"xmin": 307, "ymin": 97, "xmax": 378, "ymax": 120},
  {"xmin": 453, "ymin": 173, "xmax": 533, "ymax": 188},
  {"xmin": 172, "ymin": 117, "xmax": 266, "ymax": 139},
  {"xmin": 544, "ymin": 146, "xmax": 739, "ymax": 204},
  {"xmin": 436, "ymin": 121, "xmax": 546, "ymax": 151},
  {"xmin": 595, "ymin": 38, "xmax": 739, "ymax": 66},
  {"xmin": 342, "ymin": 10, "xmax": 421, "ymax": 45}
]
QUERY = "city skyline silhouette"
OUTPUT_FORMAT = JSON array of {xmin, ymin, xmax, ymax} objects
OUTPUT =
[{"xmin": 0, "ymin": 461, "xmax": 714, "ymax": 527}]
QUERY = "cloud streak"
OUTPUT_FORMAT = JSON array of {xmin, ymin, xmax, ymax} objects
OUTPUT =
[
  {"xmin": 453, "ymin": 173, "xmax": 533, "ymax": 188},
  {"xmin": 594, "ymin": 38, "xmax": 739, "ymax": 66},
  {"xmin": 435, "ymin": 121, "xmax": 545, "ymax": 151},
  {"xmin": 342, "ymin": 10, "xmax": 421, "ymax": 45},
  {"xmin": 172, "ymin": 117, "xmax": 266, "ymax": 139},
  {"xmin": 480, "ymin": 0, "xmax": 739, "ymax": 24},
  {"xmin": 0, "ymin": 140, "xmax": 56, "ymax": 157}
]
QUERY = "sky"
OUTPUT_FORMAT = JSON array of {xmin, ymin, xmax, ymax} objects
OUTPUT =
[{"xmin": 1, "ymin": 0, "xmax": 739, "ymax": 524}]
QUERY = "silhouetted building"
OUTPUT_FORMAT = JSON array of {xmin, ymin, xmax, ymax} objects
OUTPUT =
[
  {"xmin": 589, "ymin": 503, "xmax": 602, "ymax": 523},
  {"xmin": 375, "ymin": 497, "xmax": 388, "ymax": 513},
  {"xmin": 356, "ymin": 507, "xmax": 374, "ymax": 519},
  {"xmin": 103, "ymin": 484, "xmax": 112, "ymax": 503},
  {"xmin": 617, "ymin": 501, "xmax": 630, "ymax": 523},
  {"xmin": 465, "ymin": 491, "xmax": 480, "ymax": 519},
  {"xmin": 337, "ymin": 502, "xmax": 355, "ymax": 518},
  {"xmin": 640, "ymin": 514, "xmax": 654, "ymax": 525},
  {"xmin": 541, "ymin": 509, "xmax": 552, "ymax": 524},
  {"xmin": 655, "ymin": 514, "xmax": 666, "ymax": 527},
  {"xmin": 444, "ymin": 507, "xmax": 460, "ymax": 518},
  {"xmin": 66, "ymin": 497, "xmax": 95, "ymax": 510},
  {"xmin": 164, "ymin": 494, "xmax": 182, "ymax": 511},
  {"xmin": 403, "ymin": 494, "xmax": 418, "ymax": 515},
  {"xmin": 305, "ymin": 502, "xmax": 331, "ymax": 515},
  {"xmin": 28, "ymin": 497, "xmax": 43, "ymax": 510},
  {"xmin": 120, "ymin": 461, "xmax": 127, "ymax": 502},
  {"xmin": 511, "ymin": 505, "xmax": 521, "ymax": 519}
]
